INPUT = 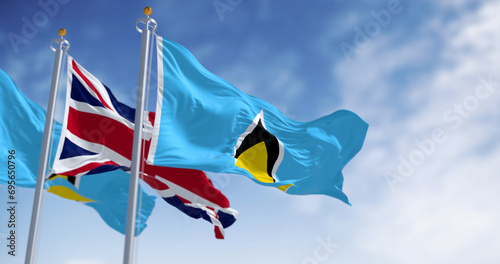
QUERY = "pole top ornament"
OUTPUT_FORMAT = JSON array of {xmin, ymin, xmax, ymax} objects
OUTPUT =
[
  {"xmin": 58, "ymin": 28, "xmax": 66, "ymax": 37},
  {"xmin": 144, "ymin": 7, "xmax": 152, "ymax": 16}
]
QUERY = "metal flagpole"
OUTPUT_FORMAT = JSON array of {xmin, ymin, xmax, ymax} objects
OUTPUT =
[
  {"xmin": 123, "ymin": 7, "xmax": 157, "ymax": 264},
  {"xmin": 25, "ymin": 28, "xmax": 70, "ymax": 264}
]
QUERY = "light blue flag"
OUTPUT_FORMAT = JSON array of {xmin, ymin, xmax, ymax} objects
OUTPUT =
[
  {"xmin": 0, "ymin": 68, "xmax": 155, "ymax": 234},
  {"xmin": 0, "ymin": 69, "xmax": 58, "ymax": 188},
  {"xmin": 148, "ymin": 36, "xmax": 368, "ymax": 204},
  {"xmin": 46, "ymin": 173, "xmax": 155, "ymax": 235}
]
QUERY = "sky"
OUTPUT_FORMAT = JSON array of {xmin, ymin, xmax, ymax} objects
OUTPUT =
[{"xmin": 1, "ymin": 0, "xmax": 500, "ymax": 263}]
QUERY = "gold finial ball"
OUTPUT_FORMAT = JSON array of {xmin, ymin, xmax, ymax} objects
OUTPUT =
[
  {"xmin": 144, "ymin": 6, "xmax": 152, "ymax": 16},
  {"xmin": 58, "ymin": 28, "xmax": 66, "ymax": 37}
]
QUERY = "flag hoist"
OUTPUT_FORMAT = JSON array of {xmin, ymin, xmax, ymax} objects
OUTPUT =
[
  {"xmin": 25, "ymin": 28, "xmax": 70, "ymax": 264},
  {"xmin": 123, "ymin": 6, "xmax": 157, "ymax": 264}
]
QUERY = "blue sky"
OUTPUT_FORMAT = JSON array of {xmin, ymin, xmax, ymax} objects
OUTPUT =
[{"xmin": 1, "ymin": 0, "xmax": 500, "ymax": 263}]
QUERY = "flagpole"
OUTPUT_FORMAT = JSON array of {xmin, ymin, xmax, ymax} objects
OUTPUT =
[
  {"xmin": 25, "ymin": 29, "xmax": 70, "ymax": 264},
  {"xmin": 123, "ymin": 7, "xmax": 157, "ymax": 264}
]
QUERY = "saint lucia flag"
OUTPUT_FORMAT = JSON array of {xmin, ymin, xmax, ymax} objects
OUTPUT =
[
  {"xmin": 148, "ymin": 36, "xmax": 368, "ymax": 204},
  {"xmin": 0, "ymin": 68, "xmax": 155, "ymax": 235}
]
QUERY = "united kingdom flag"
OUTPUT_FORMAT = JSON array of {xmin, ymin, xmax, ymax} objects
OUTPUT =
[{"xmin": 52, "ymin": 57, "xmax": 237, "ymax": 239}]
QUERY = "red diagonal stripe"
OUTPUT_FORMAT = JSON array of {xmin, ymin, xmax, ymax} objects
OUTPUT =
[
  {"xmin": 214, "ymin": 226, "xmax": 224, "ymax": 239},
  {"xmin": 72, "ymin": 59, "xmax": 114, "ymax": 111},
  {"xmin": 142, "ymin": 165, "xmax": 231, "ymax": 208},
  {"xmin": 140, "ymin": 174, "xmax": 170, "ymax": 191}
]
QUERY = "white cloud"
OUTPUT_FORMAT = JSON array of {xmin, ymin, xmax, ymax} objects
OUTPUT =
[
  {"xmin": 289, "ymin": 195, "xmax": 325, "ymax": 216},
  {"xmin": 325, "ymin": 0, "xmax": 500, "ymax": 262},
  {"xmin": 4, "ymin": 44, "xmax": 55, "ymax": 108}
]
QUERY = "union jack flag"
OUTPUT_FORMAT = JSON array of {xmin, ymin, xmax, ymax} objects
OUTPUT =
[{"xmin": 52, "ymin": 57, "xmax": 237, "ymax": 238}]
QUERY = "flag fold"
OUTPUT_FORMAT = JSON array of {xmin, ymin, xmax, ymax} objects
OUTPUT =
[{"xmin": 0, "ymin": 68, "xmax": 155, "ymax": 235}]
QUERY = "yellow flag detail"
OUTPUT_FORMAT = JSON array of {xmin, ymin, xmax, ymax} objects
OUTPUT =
[
  {"xmin": 235, "ymin": 142, "xmax": 275, "ymax": 183},
  {"xmin": 50, "ymin": 174, "xmax": 68, "ymax": 181},
  {"xmin": 47, "ymin": 186, "xmax": 95, "ymax": 203},
  {"xmin": 277, "ymin": 183, "xmax": 293, "ymax": 192}
]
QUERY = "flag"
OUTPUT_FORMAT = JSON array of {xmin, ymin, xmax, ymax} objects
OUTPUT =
[
  {"xmin": 0, "ymin": 68, "xmax": 155, "ymax": 235},
  {"xmin": 141, "ymin": 167, "xmax": 237, "ymax": 239},
  {"xmin": 52, "ymin": 56, "xmax": 147, "ymax": 175},
  {"xmin": 148, "ymin": 36, "xmax": 369, "ymax": 205},
  {"xmin": 52, "ymin": 57, "xmax": 237, "ymax": 238},
  {"xmin": 0, "ymin": 68, "xmax": 60, "ymax": 188}
]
